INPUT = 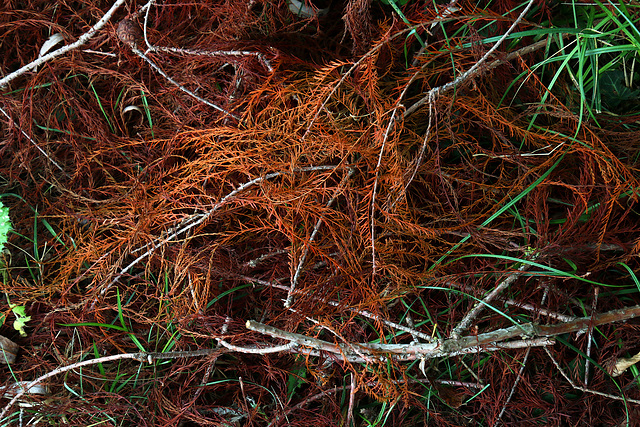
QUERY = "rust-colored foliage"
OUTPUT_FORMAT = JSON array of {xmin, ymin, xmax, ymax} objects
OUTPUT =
[{"xmin": 2, "ymin": 0, "xmax": 640, "ymax": 425}]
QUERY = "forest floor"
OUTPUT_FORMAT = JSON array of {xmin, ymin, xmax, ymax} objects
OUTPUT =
[{"xmin": 2, "ymin": 0, "xmax": 640, "ymax": 425}]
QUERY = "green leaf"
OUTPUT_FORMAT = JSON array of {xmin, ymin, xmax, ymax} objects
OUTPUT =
[
  {"xmin": 598, "ymin": 69, "xmax": 640, "ymax": 111},
  {"xmin": 286, "ymin": 361, "xmax": 307, "ymax": 401},
  {"xmin": 10, "ymin": 304, "xmax": 31, "ymax": 337},
  {"xmin": 0, "ymin": 201, "xmax": 12, "ymax": 252}
]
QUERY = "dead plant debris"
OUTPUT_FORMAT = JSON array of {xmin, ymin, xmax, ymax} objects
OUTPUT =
[{"xmin": 1, "ymin": 0, "xmax": 640, "ymax": 425}]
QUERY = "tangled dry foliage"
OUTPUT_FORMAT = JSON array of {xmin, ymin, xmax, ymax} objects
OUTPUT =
[{"xmin": 2, "ymin": 0, "xmax": 640, "ymax": 425}]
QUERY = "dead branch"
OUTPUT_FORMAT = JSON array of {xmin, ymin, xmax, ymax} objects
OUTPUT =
[
  {"xmin": 0, "ymin": 0, "xmax": 127, "ymax": 89},
  {"xmin": 247, "ymin": 303, "xmax": 640, "ymax": 362}
]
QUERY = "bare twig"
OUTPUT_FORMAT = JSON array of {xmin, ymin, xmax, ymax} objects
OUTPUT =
[
  {"xmin": 370, "ymin": 111, "xmax": 398, "ymax": 277},
  {"xmin": 585, "ymin": 287, "xmax": 599, "ymax": 386},
  {"xmin": 444, "ymin": 278, "xmax": 577, "ymax": 323},
  {"xmin": 286, "ymin": 168, "xmax": 354, "ymax": 308},
  {"xmin": 246, "ymin": 320, "xmax": 554, "ymax": 363},
  {"xmin": 504, "ymin": 298, "xmax": 576, "ymax": 323},
  {"xmin": 0, "ymin": 107, "xmax": 68, "ymax": 176},
  {"xmin": 0, "ymin": 348, "xmax": 223, "ymax": 419},
  {"xmin": 140, "ymin": 0, "xmax": 272, "ymax": 71},
  {"xmin": 458, "ymin": 358, "xmax": 482, "ymax": 384},
  {"xmin": 497, "ymin": 347, "xmax": 532, "ymax": 423},
  {"xmin": 289, "ymin": 309, "xmax": 378, "ymax": 363},
  {"xmin": 246, "ymin": 320, "xmax": 343, "ymax": 355},
  {"xmin": 346, "ymin": 372, "xmax": 356, "ymax": 427},
  {"xmin": 214, "ymin": 316, "xmax": 299, "ymax": 354},
  {"xmin": 130, "ymin": 46, "xmax": 241, "ymax": 120},
  {"xmin": 405, "ymin": 313, "xmax": 421, "ymax": 343},
  {"xmin": 451, "ymin": 261, "xmax": 531, "ymax": 339},
  {"xmin": 401, "ymin": 90, "xmax": 434, "ymax": 195},
  {"xmin": 0, "ymin": 0, "xmax": 127, "ymax": 89},
  {"xmin": 248, "ymin": 303, "xmax": 640, "ymax": 363},
  {"xmin": 544, "ymin": 346, "xmax": 640, "ymax": 405},
  {"xmin": 192, "ymin": 358, "xmax": 216, "ymax": 402},
  {"xmin": 304, "ymin": 338, "xmax": 553, "ymax": 363},
  {"xmin": 400, "ymin": 0, "xmax": 536, "ymax": 204},
  {"xmin": 149, "ymin": 45, "xmax": 273, "ymax": 73},
  {"xmin": 403, "ymin": 0, "xmax": 537, "ymax": 119},
  {"xmin": 216, "ymin": 340, "xmax": 297, "ymax": 354},
  {"xmin": 241, "ymin": 249, "xmax": 288, "ymax": 268},
  {"xmin": 267, "ymin": 385, "xmax": 348, "ymax": 427},
  {"xmin": 301, "ymin": 17, "xmax": 459, "ymax": 141},
  {"xmin": 241, "ymin": 275, "xmax": 434, "ymax": 341},
  {"xmin": 371, "ymin": 2, "xmax": 535, "ymax": 276},
  {"xmin": 96, "ymin": 165, "xmax": 339, "ymax": 305}
]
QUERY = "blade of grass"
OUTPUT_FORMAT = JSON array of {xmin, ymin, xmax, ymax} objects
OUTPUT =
[
  {"xmin": 618, "ymin": 262, "xmax": 640, "ymax": 293},
  {"xmin": 140, "ymin": 89, "xmax": 154, "ymax": 138},
  {"xmin": 418, "ymin": 286, "xmax": 526, "ymax": 333},
  {"xmin": 429, "ymin": 150, "xmax": 567, "ymax": 270},
  {"xmin": 89, "ymin": 80, "xmax": 115, "ymax": 133},
  {"xmin": 451, "ymin": 254, "xmax": 612, "ymax": 287}
]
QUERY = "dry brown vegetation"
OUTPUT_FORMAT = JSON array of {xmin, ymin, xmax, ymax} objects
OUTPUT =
[{"xmin": 2, "ymin": 0, "xmax": 640, "ymax": 425}]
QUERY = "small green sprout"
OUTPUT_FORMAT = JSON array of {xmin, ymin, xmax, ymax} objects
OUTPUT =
[
  {"xmin": 10, "ymin": 304, "xmax": 30, "ymax": 337},
  {"xmin": 0, "ymin": 201, "xmax": 11, "ymax": 252}
]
